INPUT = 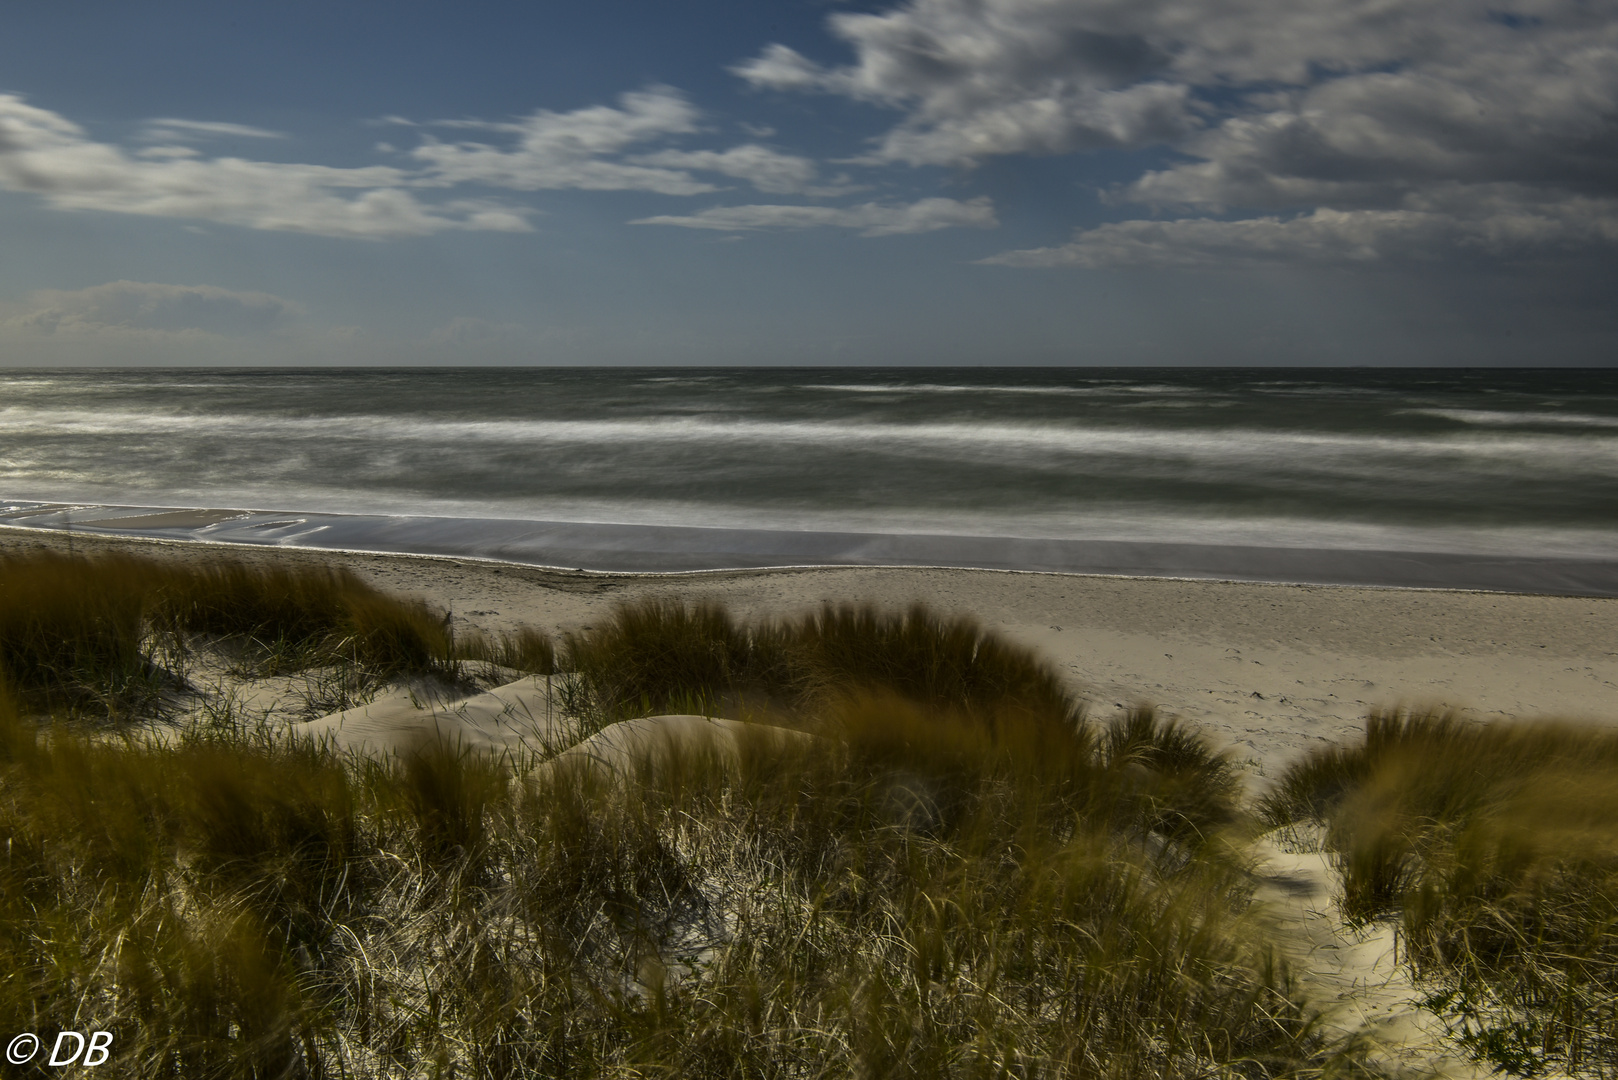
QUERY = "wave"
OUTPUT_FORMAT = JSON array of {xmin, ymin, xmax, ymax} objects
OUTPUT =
[
  {"xmin": 802, "ymin": 382, "xmax": 1201, "ymax": 396},
  {"xmin": 8, "ymin": 492, "xmax": 1617, "ymax": 561},
  {"xmin": 4, "ymin": 406, "xmax": 1617, "ymax": 473},
  {"xmin": 1403, "ymin": 407, "xmax": 1618, "ymax": 429}
]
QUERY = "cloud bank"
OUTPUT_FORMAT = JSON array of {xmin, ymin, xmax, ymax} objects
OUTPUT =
[
  {"xmin": 8, "ymin": 3, "xmax": 1616, "ymax": 266},
  {"xmin": 739, "ymin": 0, "xmax": 1618, "ymax": 265}
]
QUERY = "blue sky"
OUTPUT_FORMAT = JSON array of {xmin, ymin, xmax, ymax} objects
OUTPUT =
[{"xmin": 1, "ymin": 0, "xmax": 1615, "ymax": 365}]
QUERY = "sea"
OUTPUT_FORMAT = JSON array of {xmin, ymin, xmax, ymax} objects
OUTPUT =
[{"xmin": 3, "ymin": 367, "xmax": 1617, "ymax": 593}]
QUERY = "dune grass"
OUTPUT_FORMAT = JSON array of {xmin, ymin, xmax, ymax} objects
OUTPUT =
[
  {"xmin": 454, "ymin": 624, "xmax": 557, "ymax": 678},
  {"xmin": 0, "ymin": 549, "xmax": 555, "ymax": 717},
  {"xmin": 18, "ymin": 559, "xmax": 1618, "ymax": 1075},
  {"xmin": 0, "ymin": 569, "xmax": 1360, "ymax": 1078},
  {"xmin": 1263, "ymin": 709, "xmax": 1618, "ymax": 1074},
  {"xmin": 561, "ymin": 599, "xmax": 1084, "ymax": 731},
  {"xmin": 0, "ymin": 684, "xmax": 1331, "ymax": 1079},
  {"xmin": 786, "ymin": 603, "xmax": 1081, "ymax": 725},
  {"xmin": 561, "ymin": 599, "xmax": 762, "ymax": 718},
  {"xmin": 0, "ymin": 551, "xmax": 152, "ymax": 706}
]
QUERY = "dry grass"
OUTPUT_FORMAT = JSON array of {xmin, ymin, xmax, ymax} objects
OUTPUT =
[
  {"xmin": 454, "ymin": 625, "xmax": 557, "ymax": 678},
  {"xmin": 1264, "ymin": 708, "xmax": 1618, "ymax": 1074},
  {"xmin": 561, "ymin": 599, "xmax": 1083, "ymax": 729},
  {"xmin": 12, "ymin": 561, "xmax": 1611, "ymax": 1077},
  {"xmin": 0, "ymin": 550, "xmax": 467, "ymax": 716},
  {"xmin": 0, "ymin": 575, "xmax": 1361, "ymax": 1078},
  {"xmin": 562, "ymin": 599, "xmax": 763, "ymax": 718},
  {"xmin": 0, "ymin": 552, "xmax": 151, "ymax": 704},
  {"xmin": 786, "ymin": 602, "xmax": 1080, "ymax": 725},
  {"xmin": 0, "ymin": 683, "xmax": 1333, "ymax": 1079}
]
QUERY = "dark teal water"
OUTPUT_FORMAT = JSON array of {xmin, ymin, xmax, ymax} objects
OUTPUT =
[{"xmin": 3, "ymin": 367, "xmax": 1616, "ymax": 558}]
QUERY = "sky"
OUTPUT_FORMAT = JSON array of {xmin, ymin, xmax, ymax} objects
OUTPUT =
[{"xmin": 0, "ymin": 0, "xmax": 1615, "ymax": 367}]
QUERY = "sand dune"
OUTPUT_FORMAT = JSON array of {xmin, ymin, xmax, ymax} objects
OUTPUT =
[
  {"xmin": 5, "ymin": 526, "xmax": 1616, "ymax": 780},
  {"xmin": 250, "ymin": 542, "xmax": 1618, "ymax": 781},
  {"xmin": 296, "ymin": 676, "xmax": 564, "ymax": 758},
  {"xmin": 6, "ymin": 526, "xmax": 1612, "ymax": 1075}
]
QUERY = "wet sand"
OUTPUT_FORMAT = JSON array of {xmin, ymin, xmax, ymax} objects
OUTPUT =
[{"xmin": 7, "ymin": 500, "xmax": 1618, "ymax": 595}]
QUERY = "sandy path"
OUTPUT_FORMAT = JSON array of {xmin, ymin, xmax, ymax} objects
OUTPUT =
[{"xmin": 1250, "ymin": 836, "xmax": 1503, "ymax": 1078}]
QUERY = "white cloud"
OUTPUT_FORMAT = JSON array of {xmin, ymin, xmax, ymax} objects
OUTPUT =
[
  {"xmin": 740, "ymin": 0, "xmax": 1618, "ymax": 264},
  {"xmin": 139, "ymin": 118, "xmax": 288, "ymax": 141},
  {"xmin": 0, "ymin": 86, "xmax": 940, "ymax": 246},
  {"xmin": 734, "ymin": 44, "xmax": 836, "ymax": 95},
  {"xmin": 632, "ymin": 144, "xmax": 853, "ymax": 195},
  {"xmin": 631, "ymin": 196, "xmax": 997, "ymax": 235},
  {"xmin": 868, "ymin": 81, "xmax": 1193, "ymax": 165},
  {"xmin": 6, "ymin": 281, "xmax": 300, "ymax": 336},
  {"xmin": 0, "ymin": 94, "xmax": 532, "ymax": 239},
  {"xmin": 1112, "ymin": 15, "xmax": 1618, "ymax": 216},
  {"xmin": 732, "ymin": 2, "xmax": 1199, "ymax": 166},
  {"xmin": 984, "ymin": 193, "xmax": 1618, "ymax": 267},
  {"xmin": 410, "ymin": 87, "xmax": 718, "ymax": 194},
  {"xmin": 134, "ymin": 145, "xmax": 201, "ymax": 160}
]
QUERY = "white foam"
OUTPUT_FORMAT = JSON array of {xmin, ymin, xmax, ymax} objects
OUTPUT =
[
  {"xmin": 4, "ymin": 405, "xmax": 1616, "ymax": 473},
  {"xmin": 802, "ymin": 382, "xmax": 1199, "ymax": 396},
  {"xmin": 1403, "ymin": 407, "xmax": 1618, "ymax": 429},
  {"xmin": 10, "ymin": 493, "xmax": 1618, "ymax": 560}
]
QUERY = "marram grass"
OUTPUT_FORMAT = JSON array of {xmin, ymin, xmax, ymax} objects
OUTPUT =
[
  {"xmin": 18, "ymin": 563, "xmax": 1616, "ymax": 1076},
  {"xmin": 1265, "ymin": 708, "xmax": 1618, "ymax": 1075},
  {"xmin": 0, "ymin": 564, "xmax": 1357, "ymax": 1078},
  {"xmin": 0, "ymin": 684, "xmax": 1335, "ymax": 1079},
  {"xmin": 0, "ymin": 550, "xmax": 466, "ymax": 714},
  {"xmin": 559, "ymin": 599, "xmax": 1084, "ymax": 728}
]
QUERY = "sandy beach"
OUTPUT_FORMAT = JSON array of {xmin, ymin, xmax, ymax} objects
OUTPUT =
[{"xmin": 6, "ymin": 525, "xmax": 1614, "ymax": 778}]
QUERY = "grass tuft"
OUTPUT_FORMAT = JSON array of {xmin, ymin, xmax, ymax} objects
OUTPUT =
[
  {"xmin": 563, "ymin": 599, "xmax": 751, "ymax": 717},
  {"xmin": 561, "ymin": 598, "xmax": 1086, "ymax": 733},
  {"xmin": 454, "ymin": 624, "xmax": 556, "ymax": 675},
  {"xmin": 0, "ymin": 550, "xmax": 457, "ymax": 714},
  {"xmin": 1102, "ymin": 706, "xmax": 1244, "ymax": 846},
  {"xmin": 787, "ymin": 602, "xmax": 1081, "ymax": 725},
  {"xmin": 1266, "ymin": 707, "xmax": 1618, "ymax": 1072},
  {"xmin": 0, "ymin": 551, "xmax": 151, "ymax": 705}
]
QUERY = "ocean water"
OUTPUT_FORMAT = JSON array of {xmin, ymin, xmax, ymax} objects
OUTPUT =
[{"xmin": 2, "ymin": 367, "xmax": 1617, "ymax": 585}]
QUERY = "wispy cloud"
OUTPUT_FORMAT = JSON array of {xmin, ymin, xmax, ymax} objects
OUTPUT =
[
  {"xmin": 0, "ymin": 94, "xmax": 532, "ymax": 239},
  {"xmin": 138, "ymin": 118, "xmax": 288, "ymax": 141},
  {"xmin": 409, "ymin": 87, "xmax": 716, "ymax": 194},
  {"xmin": 631, "ymin": 144, "xmax": 856, "ymax": 196},
  {"xmin": 403, "ymin": 89, "xmax": 857, "ymax": 197},
  {"xmin": 632, "ymin": 196, "xmax": 996, "ymax": 236},
  {"xmin": 0, "ymin": 85, "xmax": 936, "ymax": 241},
  {"xmin": 986, "ymin": 194, "xmax": 1618, "ymax": 268}
]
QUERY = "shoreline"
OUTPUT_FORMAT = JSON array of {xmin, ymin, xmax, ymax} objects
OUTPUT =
[
  {"xmin": 6, "ymin": 499, "xmax": 1618, "ymax": 596},
  {"xmin": 6, "ymin": 525, "xmax": 1615, "ymax": 778},
  {"xmin": 2, "ymin": 515, "xmax": 1612, "ymax": 601}
]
